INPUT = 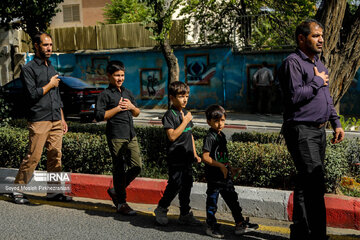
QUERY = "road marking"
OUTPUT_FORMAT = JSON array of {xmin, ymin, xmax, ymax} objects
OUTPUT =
[{"xmin": 1, "ymin": 195, "xmax": 359, "ymax": 239}]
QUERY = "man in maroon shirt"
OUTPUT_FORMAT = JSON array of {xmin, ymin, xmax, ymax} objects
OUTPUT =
[{"xmin": 279, "ymin": 19, "xmax": 345, "ymax": 240}]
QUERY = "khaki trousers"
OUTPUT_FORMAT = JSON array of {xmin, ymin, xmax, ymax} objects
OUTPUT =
[{"xmin": 14, "ymin": 121, "xmax": 63, "ymax": 184}]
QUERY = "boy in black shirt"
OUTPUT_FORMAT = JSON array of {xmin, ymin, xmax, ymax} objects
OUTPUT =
[
  {"xmin": 154, "ymin": 81, "xmax": 201, "ymax": 226},
  {"xmin": 95, "ymin": 60, "xmax": 142, "ymax": 216},
  {"xmin": 202, "ymin": 105, "xmax": 259, "ymax": 238}
]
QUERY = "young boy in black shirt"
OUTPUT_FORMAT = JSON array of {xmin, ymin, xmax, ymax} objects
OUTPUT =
[
  {"xmin": 95, "ymin": 60, "xmax": 142, "ymax": 216},
  {"xmin": 202, "ymin": 105, "xmax": 259, "ymax": 238},
  {"xmin": 154, "ymin": 81, "xmax": 201, "ymax": 226}
]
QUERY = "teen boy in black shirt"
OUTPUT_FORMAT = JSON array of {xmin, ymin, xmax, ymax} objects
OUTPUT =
[
  {"xmin": 154, "ymin": 81, "xmax": 201, "ymax": 226},
  {"xmin": 95, "ymin": 60, "xmax": 142, "ymax": 216},
  {"xmin": 202, "ymin": 105, "xmax": 258, "ymax": 238}
]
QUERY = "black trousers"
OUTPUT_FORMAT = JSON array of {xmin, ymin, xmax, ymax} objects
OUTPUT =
[
  {"xmin": 158, "ymin": 166, "xmax": 193, "ymax": 216},
  {"xmin": 206, "ymin": 178, "xmax": 244, "ymax": 227},
  {"xmin": 283, "ymin": 123, "xmax": 327, "ymax": 240}
]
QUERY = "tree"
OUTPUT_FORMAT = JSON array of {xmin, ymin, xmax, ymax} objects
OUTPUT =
[
  {"xmin": 139, "ymin": 0, "xmax": 183, "ymax": 106},
  {"xmin": 316, "ymin": 0, "xmax": 360, "ymax": 111},
  {"xmin": 180, "ymin": 0, "xmax": 316, "ymax": 49},
  {"xmin": 103, "ymin": 0, "xmax": 149, "ymax": 24},
  {"xmin": 104, "ymin": 0, "xmax": 182, "ymax": 106},
  {"xmin": 181, "ymin": 0, "xmax": 360, "ymax": 112},
  {"xmin": 0, "ymin": 0, "xmax": 63, "ymax": 40}
]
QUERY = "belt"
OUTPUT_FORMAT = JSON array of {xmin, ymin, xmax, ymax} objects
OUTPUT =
[{"xmin": 286, "ymin": 121, "xmax": 326, "ymax": 129}]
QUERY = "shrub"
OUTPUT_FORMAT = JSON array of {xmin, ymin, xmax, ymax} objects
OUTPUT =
[
  {"xmin": 0, "ymin": 96, "xmax": 12, "ymax": 126},
  {"xmin": 0, "ymin": 125, "xmax": 358, "ymax": 194},
  {"xmin": 231, "ymin": 131, "xmax": 284, "ymax": 144}
]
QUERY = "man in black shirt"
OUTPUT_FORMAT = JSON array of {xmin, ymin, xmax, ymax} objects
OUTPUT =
[
  {"xmin": 12, "ymin": 32, "xmax": 71, "ymax": 204},
  {"xmin": 95, "ymin": 60, "xmax": 142, "ymax": 216}
]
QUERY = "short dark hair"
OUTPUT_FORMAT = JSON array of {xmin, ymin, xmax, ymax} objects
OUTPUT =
[
  {"xmin": 205, "ymin": 104, "xmax": 226, "ymax": 121},
  {"xmin": 168, "ymin": 81, "xmax": 189, "ymax": 97},
  {"xmin": 262, "ymin": 61, "xmax": 268, "ymax": 67},
  {"xmin": 295, "ymin": 19, "xmax": 324, "ymax": 45},
  {"xmin": 106, "ymin": 60, "xmax": 125, "ymax": 74},
  {"xmin": 32, "ymin": 32, "xmax": 52, "ymax": 51}
]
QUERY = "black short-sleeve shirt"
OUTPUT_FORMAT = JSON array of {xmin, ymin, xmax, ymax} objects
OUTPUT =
[
  {"xmin": 162, "ymin": 107, "xmax": 194, "ymax": 167},
  {"xmin": 203, "ymin": 128, "xmax": 229, "ymax": 183},
  {"xmin": 95, "ymin": 85, "xmax": 137, "ymax": 140}
]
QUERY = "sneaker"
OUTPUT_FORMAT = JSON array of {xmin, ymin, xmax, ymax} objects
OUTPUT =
[
  {"xmin": 117, "ymin": 203, "xmax": 137, "ymax": 216},
  {"xmin": 234, "ymin": 217, "xmax": 259, "ymax": 235},
  {"xmin": 107, "ymin": 188, "xmax": 118, "ymax": 207},
  {"xmin": 178, "ymin": 211, "xmax": 202, "ymax": 226},
  {"xmin": 46, "ymin": 193, "xmax": 72, "ymax": 202},
  {"xmin": 206, "ymin": 224, "xmax": 224, "ymax": 239},
  {"xmin": 154, "ymin": 206, "xmax": 169, "ymax": 225},
  {"xmin": 11, "ymin": 193, "xmax": 30, "ymax": 204}
]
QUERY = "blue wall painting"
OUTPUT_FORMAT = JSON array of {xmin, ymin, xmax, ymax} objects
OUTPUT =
[
  {"xmin": 25, "ymin": 47, "xmax": 360, "ymax": 115},
  {"xmin": 139, "ymin": 68, "xmax": 164, "ymax": 99}
]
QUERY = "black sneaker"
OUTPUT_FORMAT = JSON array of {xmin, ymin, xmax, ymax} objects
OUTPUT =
[
  {"xmin": 206, "ymin": 224, "xmax": 224, "ymax": 239},
  {"xmin": 234, "ymin": 217, "xmax": 259, "ymax": 235},
  {"xmin": 11, "ymin": 193, "xmax": 30, "ymax": 204},
  {"xmin": 46, "ymin": 193, "xmax": 72, "ymax": 202},
  {"xmin": 107, "ymin": 188, "xmax": 118, "ymax": 207}
]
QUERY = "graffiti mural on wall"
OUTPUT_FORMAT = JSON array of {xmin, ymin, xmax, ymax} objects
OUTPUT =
[
  {"xmin": 185, "ymin": 53, "xmax": 216, "ymax": 85},
  {"xmin": 140, "ymin": 68, "xmax": 164, "ymax": 99},
  {"xmin": 82, "ymin": 57, "xmax": 109, "ymax": 86}
]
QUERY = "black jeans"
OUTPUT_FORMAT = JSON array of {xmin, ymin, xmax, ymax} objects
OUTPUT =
[
  {"xmin": 108, "ymin": 137, "xmax": 142, "ymax": 204},
  {"xmin": 158, "ymin": 167, "xmax": 193, "ymax": 216},
  {"xmin": 283, "ymin": 123, "xmax": 327, "ymax": 240},
  {"xmin": 206, "ymin": 178, "xmax": 244, "ymax": 227}
]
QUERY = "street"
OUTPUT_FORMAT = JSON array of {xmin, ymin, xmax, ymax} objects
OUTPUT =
[{"xmin": 1, "ymin": 194, "xmax": 359, "ymax": 240}]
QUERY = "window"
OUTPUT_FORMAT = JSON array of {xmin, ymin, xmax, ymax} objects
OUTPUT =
[{"xmin": 63, "ymin": 4, "xmax": 80, "ymax": 22}]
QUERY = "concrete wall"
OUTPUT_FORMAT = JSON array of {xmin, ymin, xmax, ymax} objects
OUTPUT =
[
  {"xmin": 24, "ymin": 46, "xmax": 360, "ymax": 115},
  {"xmin": 50, "ymin": 0, "xmax": 83, "ymax": 28},
  {"xmin": 82, "ymin": 0, "xmax": 111, "ymax": 26}
]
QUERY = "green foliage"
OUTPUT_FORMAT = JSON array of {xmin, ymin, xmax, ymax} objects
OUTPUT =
[
  {"xmin": 0, "ymin": 96, "xmax": 12, "ymax": 126},
  {"xmin": 324, "ymin": 138, "xmax": 349, "ymax": 192},
  {"xmin": 231, "ymin": 131, "xmax": 284, "ymax": 144},
  {"xmin": 140, "ymin": 0, "xmax": 182, "ymax": 43},
  {"xmin": 103, "ymin": 0, "xmax": 150, "ymax": 24},
  {"xmin": 180, "ymin": 0, "xmax": 317, "ymax": 48},
  {"xmin": 339, "ymin": 115, "xmax": 360, "ymax": 131},
  {"xmin": 1, "ymin": 124, "xmax": 358, "ymax": 195},
  {"xmin": 0, "ymin": 0, "xmax": 63, "ymax": 39}
]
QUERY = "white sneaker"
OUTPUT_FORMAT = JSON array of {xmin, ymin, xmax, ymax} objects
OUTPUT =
[
  {"xmin": 154, "ymin": 206, "xmax": 168, "ymax": 225},
  {"xmin": 178, "ymin": 211, "xmax": 202, "ymax": 226}
]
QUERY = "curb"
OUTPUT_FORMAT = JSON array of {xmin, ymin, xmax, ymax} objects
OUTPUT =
[
  {"xmin": 1, "ymin": 168, "xmax": 359, "ymax": 230},
  {"xmin": 67, "ymin": 172, "xmax": 360, "ymax": 230}
]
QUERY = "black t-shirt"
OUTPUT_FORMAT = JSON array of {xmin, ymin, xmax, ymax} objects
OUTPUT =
[
  {"xmin": 162, "ymin": 107, "xmax": 194, "ymax": 167},
  {"xmin": 95, "ymin": 85, "xmax": 137, "ymax": 140},
  {"xmin": 202, "ymin": 128, "xmax": 229, "ymax": 183}
]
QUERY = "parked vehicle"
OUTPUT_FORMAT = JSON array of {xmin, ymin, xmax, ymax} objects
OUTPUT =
[{"xmin": 0, "ymin": 76, "xmax": 105, "ymax": 122}]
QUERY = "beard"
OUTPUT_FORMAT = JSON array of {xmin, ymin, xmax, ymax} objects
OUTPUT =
[{"xmin": 39, "ymin": 49, "xmax": 51, "ymax": 59}]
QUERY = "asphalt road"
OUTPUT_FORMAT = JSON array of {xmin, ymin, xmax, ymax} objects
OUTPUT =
[
  {"xmin": 1, "ymin": 195, "xmax": 359, "ymax": 240},
  {"xmin": 0, "ymin": 195, "xmax": 289, "ymax": 240}
]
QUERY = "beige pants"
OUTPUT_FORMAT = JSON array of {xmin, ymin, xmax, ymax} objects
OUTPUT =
[{"xmin": 14, "ymin": 121, "xmax": 63, "ymax": 184}]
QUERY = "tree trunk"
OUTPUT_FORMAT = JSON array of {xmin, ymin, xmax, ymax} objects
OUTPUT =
[
  {"xmin": 160, "ymin": 36, "xmax": 179, "ymax": 107},
  {"xmin": 316, "ymin": 0, "xmax": 360, "ymax": 113}
]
